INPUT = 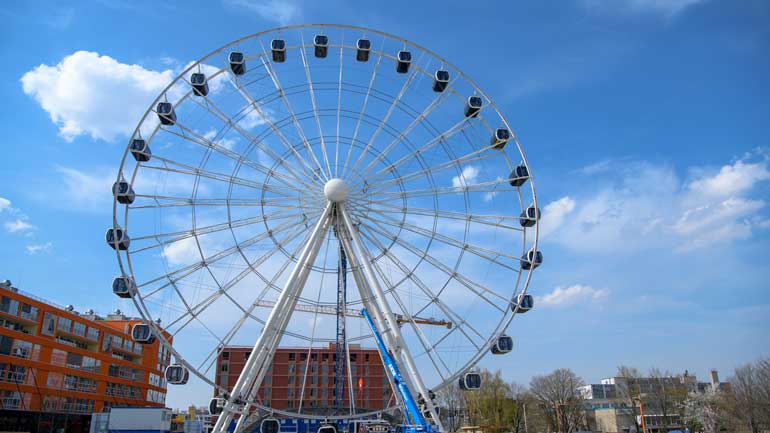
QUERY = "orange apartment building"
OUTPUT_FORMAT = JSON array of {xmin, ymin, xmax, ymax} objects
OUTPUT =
[
  {"xmin": 215, "ymin": 344, "xmax": 391, "ymax": 415},
  {"xmin": 0, "ymin": 282, "xmax": 172, "ymax": 432}
]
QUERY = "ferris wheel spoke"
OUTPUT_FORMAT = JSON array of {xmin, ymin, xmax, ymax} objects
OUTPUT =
[
  {"xmin": 355, "ymin": 208, "xmax": 523, "ymax": 271},
  {"xmin": 297, "ymin": 229, "xmax": 333, "ymax": 415},
  {"xmin": 353, "ymin": 79, "xmax": 453, "ymax": 183},
  {"xmin": 367, "ymin": 258, "xmax": 452, "ymax": 380},
  {"xmin": 363, "ymin": 146, "xmax": 501, "ymax": 197},
  {"xmin": 334, "ymin": 33, "xmax": 345, "ymax": 177},
  {"xmin": 356, "ymin": 201, "xmax": 524, "ymax": 232},
  {"xmin": 162, "ymin": 220, "xmax": 312, "ymax": 333},
  {"xmin": 354, "ymin": 223, "xmax": 488, "ymax": 345},
  {"xmin": 158, "ymin": 120, "xmax": 311, "ymax": 191},
  {"xmin": 349, "ymin": 116, "xmax": 476, "ymax": 191},
  {"xmin": 354, "ymin": 217, "xmax": 509, "ymax": 313},
  {"xmin": 345, "ymin": 52, "xmax": 426, "ymax": 179},
  {"xmin": 140, "ymin": 218, "xmax": 309, "ymax": 303},
  {"xmin": 358, "ymin": 176, "xmax": 519, "ymax": 204},
  {"xmin": 197, "ymin": 227, "xmax": 312, "ymax": 375},
  {"xmin": 256, "ymin": 39, "xmax": 329, "ymax": 181},
  {"xmin": 298, "ymin": 33, "xmax": 333, "ymax": 178},
  {"xmin": 142, "ymin": 151, "xmax": 313, "ymax": 197},
  {"xmin": 342, "ymin": 37, "xmax": 387, "ymax": 179},
  {"xmin": 128, "ymin": 208, "xmax": 301, "ymax": 254},
  {"xmin": 184, "ymin": 88, "xmax": 320, "ymax": 188}
]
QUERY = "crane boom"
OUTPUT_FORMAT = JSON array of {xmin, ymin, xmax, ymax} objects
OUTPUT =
[
  {"xmin": 361, "ymin": 308, "xmax": 436, "ymax": 433},
  {"xmin": 252, "ymin": 300, "xmax": 452, "ymax": 328}
]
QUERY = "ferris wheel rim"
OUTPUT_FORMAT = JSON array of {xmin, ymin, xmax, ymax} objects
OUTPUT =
[{"xmin": 111, "ymin": 23, "xmax": 541, "ymax": 418}]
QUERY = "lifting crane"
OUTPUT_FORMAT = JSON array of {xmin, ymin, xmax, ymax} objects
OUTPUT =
[
  {"xmin": 252, "ymin": 300, "xmax": 453, "ymax": 329},
  {"xmin": 361, "ymin": 308, "xmax": 440, "ymax": 433}
]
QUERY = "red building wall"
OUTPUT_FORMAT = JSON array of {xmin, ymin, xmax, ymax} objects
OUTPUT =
[
  {"xmin": 0, "ymin": 286, "xmax": 172, "ymax": 415},
  {"xmin": 215, "ymin": 344, "xmax": 392, "ymax": 413}
]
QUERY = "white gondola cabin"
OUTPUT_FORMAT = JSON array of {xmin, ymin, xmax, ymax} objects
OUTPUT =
[
  {"xmin": 131, "ymin": 323, "xmax": 156, "ymax": 344},
  {"xmin": 112, "ymin": 276, "xmax": 136, "ymax": 299},
  {"xmin": 464, "ymin": 96, "xmax": 483, "ymax": 118},
  {"xmin": 459, "ymin": 371, "xmax": 481, "ymax": 390},
  {"xmin": 433, "ymin": 69, "xmax": 450, "ymax": 92},
  {"xmin": 318, "ymin": 424, "xmax": 338, "ymax": 433},
  {"xmin": 130, "ymin": 139, "xmax": 151, "ymax": 162},
  {"xmin": 356, "ymin": 38, "xmax": 371, "ymax": 62},
  {"xmin": 513, "ymin": 294, "xmax": 534, "ymax": 313},
  {"xmin": 112, "ymin": 180, "xmax": 135, "ymax": 204},
  {"xmin": 508, "ymin": 164, "xmax": 529, "ymax": 187},
  {"xmin": 106, "ymin": 227, "xmax": 130, "ymax": 251},
  {"xmin": 229, "ymin": 51, "xmax": 246, "ymax": 75},
  {"xmin": 261, "ymin": 417, "xmax": 280, "ymax": 433},
  {"xmin": 491, "ymin": 335, "xmax": 513, "ymax": 354},
  {"xmin": 165, "ymin": 364, "xmax": 189, "ymax": 385},
  {"xmin": 396, "ymin": 50, "xmax": 411, "ymax": 73},
  {"xmin": 191, "ymin": 72, "xmax": 209, "ymax": 96},
  {"xmin": 491, "ymin": 128, "xmax": 510, "ymax": 150},
  {"xmin": 519, "ymin": 205, "xmax": 541, "ymax": 228},
  {"xmin": 156, "ymin": 102, "xmax": 176, "ymax": 126},
  {"xmin": 521, "ymin": 249, "xmax": 543, "ymax": 271},
  {"xmin": 314, "ymin": 34, "xmax": 329, "ymax": 58},
  {"xmin": 271, "ymin": 39, "xmax": 286, "ymax": 63},
  {"xmin": 209, "ymin": 397, "xmax": 225, "ymax": 415}
]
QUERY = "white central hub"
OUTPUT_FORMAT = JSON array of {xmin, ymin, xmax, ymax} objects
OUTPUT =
[{"xmin": 324, "ymin": 178, "xmax": 349, "ymax": 202}]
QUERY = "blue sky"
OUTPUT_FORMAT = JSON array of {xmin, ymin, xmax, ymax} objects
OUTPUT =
[{"xmin": 1, "ymin": 0, "xmax": 769, "ymax": 409}]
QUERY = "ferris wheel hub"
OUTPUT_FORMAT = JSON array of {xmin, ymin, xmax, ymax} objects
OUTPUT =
[{"xmin": 324, "ymin": 178, "xmax": 349, "ymax": 202}]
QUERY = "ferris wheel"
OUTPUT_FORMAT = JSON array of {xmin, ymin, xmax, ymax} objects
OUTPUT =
[{"xmin": 108, "ymin": 24, "xmax": 541, "ymax": 431}]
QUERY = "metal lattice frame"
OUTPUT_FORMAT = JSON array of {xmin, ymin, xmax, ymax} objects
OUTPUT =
[{"xmin": 111, "ymin": 24, "xmax": 540, "ymax": 426}]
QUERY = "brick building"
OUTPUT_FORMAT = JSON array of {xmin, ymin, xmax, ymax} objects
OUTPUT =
[
  {"xmin": 215, "ymin": 344, "xmax": 391, "ymax": 414},
  {"xmin": 0, "ymin": 281, "xmax": 172, "ymax": 432}
]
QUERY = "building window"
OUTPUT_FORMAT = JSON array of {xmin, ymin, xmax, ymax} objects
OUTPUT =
[
  {"xmin": 220, "ymin": 363, "xmax": 229, "ymax": 372},
  {"xmin": 58, "ymin": 317, "xmax": 73, "ymax": 333},
  {"xmin": 288, "ymin": 353, "xmax": 296, "ymax": 361},
  {"xmin": 73, "ymin": 322, "xmax": 86, "ymax": 337},
  {"xmin": 222, "ymin": 351, "xmax": 229, "ymax": 360},
  {"xmin": 20, "ymin": 304, "xmax": 38, "ymax": 321},
  {"xmin": 0, "ymin": 297, "xmax": 19, "ymax": 315},
  {"xmin": 86, "ymin": 327, "xmax": 99, "ymax": 341},
  {"xmin": 42, "ymin": 313, "xmax": 56, "ymax": 336}
]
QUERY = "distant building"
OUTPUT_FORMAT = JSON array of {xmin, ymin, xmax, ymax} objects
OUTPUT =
[
  {"xmin": 215, "ymin": 344, "xmax": 391, "ymax": 414},
  {"xmin": 0, "ymin": 280, "xmax": 172, "ymax": 433},
  {"xmin": 581, "ymin": 369, "xmax": 731, "ymax": 433}
]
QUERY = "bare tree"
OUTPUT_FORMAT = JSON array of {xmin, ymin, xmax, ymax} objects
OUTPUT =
[
  {"xmin": 645, "ymin": 368, "xmax": 689, "ymax": 430},
  {"xmin": 731, "ymin": 360, "xmax": 770, "ymax": 433},
  {"xmin": 436, "ymin": 382, "xmax": 465, "ymax": 432},
  {"xmin": 614, "ymin": 365, "xmax": 643, "ymax": 433},
  {"xmin": 529, "ymin": 368, "xmax": 587, "ymax": 433}
]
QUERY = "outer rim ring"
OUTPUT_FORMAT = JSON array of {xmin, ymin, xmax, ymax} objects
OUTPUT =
[{"xmin": 111, "ymin": 23, "xmax": 539, "ymax": 419}]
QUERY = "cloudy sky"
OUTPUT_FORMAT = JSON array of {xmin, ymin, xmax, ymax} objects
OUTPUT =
[{"xmin": 1, "ymin": 0, "xmax": 769, "ymax": 409}]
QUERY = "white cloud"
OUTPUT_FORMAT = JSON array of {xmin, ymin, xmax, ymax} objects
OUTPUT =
[
  {"xmin": 162, "ymin": 237, "xmax": 203, "ymax": 267},
  {"xmin": 0, "ymin": 197, "xmax": 11, "ymax": 213},
  {"xmin": 580, "ymin": 0, "xmax": 705, "ymax": 17},
  {"xmin": 539, "ymin": 284, "xmax": 609, "ymax": 307},
  {"xmin": 203, "ymin": 129, "xmax": 237, "ymax": 151},
  {"xmin": 223, "ymin": 0, "xmax": 299, "ymax": 25},
  {"xmin": 539, "ymin": 196, "xmax": 576, "ymax": 238},
  {"xmin": 56, "ymin": 166, "xmax": 115, "ymax": 212},
  {"xmin": 451, "ymin": 166, "xmax": 480, "ymax": 189},
  {"xmin": 688, "ymin": 159, "xmax": 770, "ymax": 199},
  {"xmin": 21, "ymin": 51, "xmax": 175, "ymax": 142},
  {"xmin": 5, "ymin": 218, "xmax": 35, "ymax": 233},
  {"xmin": 545, "ymin": 154, "xmax": 770, "ymax": 252},
  {"xmin": 26, "ymin": 242, "xmax": 53, "ymax": 255}
]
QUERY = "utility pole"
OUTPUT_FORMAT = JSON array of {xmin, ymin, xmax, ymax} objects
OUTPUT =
[
  {"xmin": 523, "ymin": 402, "xmax": 528, "ymax": 433},
  {"xmin": 636, "ymin": 388, "xmax": 647, "ymax": 433}
]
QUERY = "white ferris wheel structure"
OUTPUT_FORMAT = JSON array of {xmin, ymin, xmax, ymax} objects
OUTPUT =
[{"xmin": 108, "ymin": 24, "xmax": 542, "ymax": 433}]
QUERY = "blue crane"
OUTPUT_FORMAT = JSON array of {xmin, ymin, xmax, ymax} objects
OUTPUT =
[{"xmin": 360, "ymin": 308, "xmax": 439, "ymax": 433}]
